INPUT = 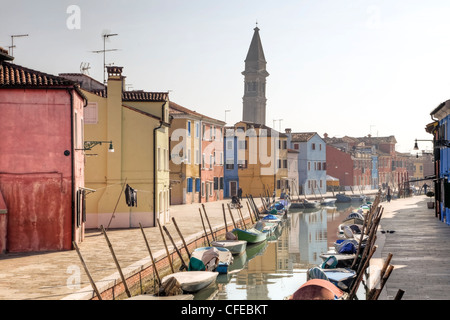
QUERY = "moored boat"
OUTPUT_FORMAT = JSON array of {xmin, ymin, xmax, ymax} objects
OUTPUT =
[
  {"xmin": 287, "ymin": 279, "xmax": 345, "ymax": 300},
  {"xmin": 210, "ymin": 240, "xmax": 247, "ymax": 256},
  {"xmin": 232, "ymin": 227, "xmax": 267, "ymax": 244},
  {"xmin": 189, "ymin": 246, "xmax": 233, "ymax": 274},
  {"xmin": 160, "ymin": 271, "xmax": 218, "ymax": 293},
  {"xmin": 307, "ymin": 266, "xmax": 357, "ymax": 292},
  {"xmin": 336, "ymin": 193, "xmax": 366, "ymax": 203}
]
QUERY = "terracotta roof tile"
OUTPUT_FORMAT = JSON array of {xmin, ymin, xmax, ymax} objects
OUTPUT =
[{"xmin": 0, "ymin": 61, "xmax": 75, "ymax": 87}]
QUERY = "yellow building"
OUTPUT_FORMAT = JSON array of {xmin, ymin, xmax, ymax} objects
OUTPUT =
[
  {"xmin": 61, "ymin": 67, "xmax": 170, "ymax": 228},
  {"xmin": 232, "ymin": 121, "xmax": 288, "ymax": 198}
]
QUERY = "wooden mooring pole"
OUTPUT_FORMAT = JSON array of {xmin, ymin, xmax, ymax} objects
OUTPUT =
[
  {"xmin": 100, "ymin": 225, "xmax": 131, "ymax": 298},
  {"xmin": 72, "ymin": 241, "xmax": 103, "ymax": 300}
]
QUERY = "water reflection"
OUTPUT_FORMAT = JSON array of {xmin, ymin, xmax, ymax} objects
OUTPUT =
[
  {"xmin": 209, "ymin": 204, "xmax": 364, "ymax": 300},
  {"xmin": 211, "ymin": 203, "xmax": 362, "ymax": 300}
]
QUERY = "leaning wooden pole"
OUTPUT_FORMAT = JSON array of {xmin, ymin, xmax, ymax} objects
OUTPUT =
[
  {"xmin": 222, "ymin": 204, "xmax": 228, "ymax": 233},
  {"xmin": 72, "ymin": 241, "xmax": 103, "ymax": 300},
  {"xmin": 163, "ymin": 225, "xmax": 188, "ymax": 271},
  {"xmin": 139, "ymin": 223, "xmax": 161, "ymax": 285},
  {"xmin": 199, "ymin": 208, "xmax": 210, "ymax": 246},
  {"xmin": 157, "ymin": 218, "xmax": 175, "ymax": 273},
  {"xmin": 348, "ymin": 245, "xmax": 377, "ymax": 300},
  {"xmin": 172, "ymin": 217, "xmax": 191, "ymax": 259},
  {"xmin": 202, "ymin": 204, "xmax": 216, "ymax": 241},
  {"xmin": 367, "ymin": 253, "xmax": 393, "ymax": 300},
  {"xmin": 227, "ymin": 203, "xmax": 238, "ymax": 229},
  {"xmin": 100, "ymin": 225, "xmax": 131, "ymax": 298}
]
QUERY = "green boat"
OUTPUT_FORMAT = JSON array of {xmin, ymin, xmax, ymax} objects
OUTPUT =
[{"xmin": 232, "ymin": 227, "xmax": 267, "ymax": 244}]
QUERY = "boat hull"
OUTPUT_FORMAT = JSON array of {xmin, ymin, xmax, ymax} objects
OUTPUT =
[
  {"xmin": 211, "ymin": 240, "xmax": 247, "ymax": 255},
  {"xmin": 232, "ymin": 228, "xmax": 267, "ymax": 244},
  {"xmin": 161, "ymin": 271, "xmax": 218, "ymax": 293}
]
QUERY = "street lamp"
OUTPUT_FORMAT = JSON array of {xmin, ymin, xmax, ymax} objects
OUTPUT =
[
  {"xmin": 414, "ymin": 138, "xmax": 450, "ymax": 150},
  {"xmin": 77, "ymin": 141, "xmax": 115, "ymax": 152}
]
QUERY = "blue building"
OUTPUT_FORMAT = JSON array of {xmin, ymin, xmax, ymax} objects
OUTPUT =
[
  {"xmin": 223, "ymin": 128, "xmax": 239, "ymax": 198},
  {"xmin": 371, "ymin": 155, "xmax": 379, "ymax": 189},
  {"xmin": 285, "ymin": 130, "xmax": 327, "ymax": 196},
  {"xmin": 429, "ymin": 100, "xmax": 450, "ymax": 225}
]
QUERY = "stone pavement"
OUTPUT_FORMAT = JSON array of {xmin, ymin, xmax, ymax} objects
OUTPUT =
[
  {"xmin": 372, "ymin": 195, "xmax": 450, "ymax": 300},
  {"xmin": 1, "ymin": 193, "xmax": 449, "ymax": 300}
]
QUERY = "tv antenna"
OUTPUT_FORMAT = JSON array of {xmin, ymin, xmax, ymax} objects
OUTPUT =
[
  {"xmin": 9, "ymin": 34, "xmax": 29, "ymax": 57},
  {"xmin": 80, "ymin": 62, "xmax": 91, "ymax": 75},
  {"xmin": 91, "ymin": 32, "xmax": 119, "ymax": 84}
]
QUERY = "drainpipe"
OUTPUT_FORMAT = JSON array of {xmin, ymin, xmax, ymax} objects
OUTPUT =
[{"xmin": 153, "ymin": 101, "xmax": 169, "ymax": 225}]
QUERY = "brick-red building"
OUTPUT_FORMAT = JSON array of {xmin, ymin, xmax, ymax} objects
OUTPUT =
[{"xmin": 0, "ymin": 48, "xmax": 86, "ymax": 253}]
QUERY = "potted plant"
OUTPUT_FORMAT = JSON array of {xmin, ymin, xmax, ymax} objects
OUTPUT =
[{"xmin": 426, "ymin": 191, "xmax": 435, "ymax": 209}]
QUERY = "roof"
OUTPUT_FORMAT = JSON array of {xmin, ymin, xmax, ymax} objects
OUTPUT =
[
  {"xmin": 245, "ymin": 27, "xmax": 266, "ymax": 63},
  {"xmin": 59, "ymin": 72, "xmax": 168, "ymax": 102},
  {"xmin": 0, "ymin": 61, "xmax": 86, "ymax": 101},
  {"xmin": 169, "ymin": 101, "xmax": 225, "ymax": 125},
  {"xmin": 290, "ymin": 132, "xmax": 318, "ymax": 142},
  {"xmin": 1, "ymin": 61, "xmax": 77, "ymax": 87}
]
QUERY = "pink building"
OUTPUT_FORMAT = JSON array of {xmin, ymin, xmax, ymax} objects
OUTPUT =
[{"xmin": 0, "ymin": 49, "xmax": 86, "ymax": 253}]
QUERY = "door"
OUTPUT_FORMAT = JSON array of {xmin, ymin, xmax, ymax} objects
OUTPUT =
[{"xmin": 230, "ymin": 181, "xmax": 237, "ymax": 197}]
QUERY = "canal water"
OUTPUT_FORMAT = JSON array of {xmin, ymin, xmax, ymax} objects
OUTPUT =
[{"xmin": 194, "ymin": 202, "xmax": 366, "ymax": 300}]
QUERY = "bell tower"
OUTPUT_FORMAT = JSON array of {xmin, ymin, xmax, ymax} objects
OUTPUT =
[{"xmin": 242, "ymin": 25, "xmax": 269, "ymax": 125}]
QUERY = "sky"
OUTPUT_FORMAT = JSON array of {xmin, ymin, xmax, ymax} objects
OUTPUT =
[{"xmin": 2, "ymin": 0, "xmax": 449, "ymax": 153}]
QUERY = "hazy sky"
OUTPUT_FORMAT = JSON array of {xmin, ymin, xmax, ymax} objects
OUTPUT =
[{"xmin": 2, "ymin": 0, "xmax": 449, "ymax": 153}]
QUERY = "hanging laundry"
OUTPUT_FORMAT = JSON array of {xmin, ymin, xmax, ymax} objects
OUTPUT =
[{"xmin": 125, "ymin": 184, "xmax": 138, "ymax": 207}]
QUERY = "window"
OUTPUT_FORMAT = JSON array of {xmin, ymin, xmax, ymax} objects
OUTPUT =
[
  {"xmin": 157, "ymin": 148, "xmax": 161, "ymax": 171},
  {"xmin": 187, "ymin": 121, "xmax": 191, "ymax": 137},
  {"xmin": 187, "ymin": 178, "xmax": 193, "ymax": 193},
  {"xmin": 195, "ymin": 178, "xmax": 201, "ymax": 192},
  {"xmin": 187, "ymin": 148, "xmax": 191, "ymax": 164},
  {"xmin": 227, "ymin": 140, "xmax": 233, "ymax": 150},
  {"xmin": 238, "ymin": 160, "xmax": 248, "ymax": 169},
  {"xmin": 84, "ymin": 102, "xmax": 98, "ymax": 124},
  {"xmin": 308, "ymin": 162, "xmax": 311, "ymax": 171},
  {"xmin": 283, "ymin": 159, "xmax": 288, "ymax": 168},
  {"xmin": 312, "ymin": 143, "xmax": 316, "ymax": 150},
  {"xmin": 195, "ymin": 122, "xmax": 200, "ymax": 138},
  {"xmin": 283, "ymin": 140, "xmax": 287, "ymax": 149},
  {"xmin": 294, "ymin": 143, "xmax": 299, "ymax": 150},
  {"xmin": 219, "ymin": 177, "xmax": 224, "ymax": 189},
  {"xmin": 202, "ymin": 154, "xmax": 205, "ymax": 169},
  {"xmin": 214, "ymin": 177, "xmax": 219, "ymax": 190},
  {"xmin": 201, "ymin": 182, "xmax": 205, "ymax": 197}
]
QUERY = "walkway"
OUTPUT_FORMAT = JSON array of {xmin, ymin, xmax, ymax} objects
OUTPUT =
[{"xmin": 372, "ymin": 195, "xmax": 450, "ymax": 300}]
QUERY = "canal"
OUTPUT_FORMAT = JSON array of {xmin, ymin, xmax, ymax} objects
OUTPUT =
[{"xmin": 193, "ymin": 203, "xmax": 366, "ymax": 300}]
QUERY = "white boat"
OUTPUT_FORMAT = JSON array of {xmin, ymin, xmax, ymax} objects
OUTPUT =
[
  {"xmin": 211, "ymin": 240, "xmax": 247, "ymax": 256},
  {"xmin": 161, "ymin": 271, "xmax": 218, "ymax": 293},
  {"xmin": 189, "ymin": 246, "xmax": 233, "ymax": 274}
]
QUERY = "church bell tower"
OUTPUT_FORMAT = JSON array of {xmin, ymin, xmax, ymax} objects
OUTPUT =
[{"xmin": 242, "ymin": 25, "xmax": 269, "ymax": 125}]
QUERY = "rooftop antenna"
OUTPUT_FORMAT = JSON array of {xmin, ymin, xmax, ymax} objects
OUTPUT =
[
  {"xmin": 80, "ymin": 62, "xmax": 91, "ymax": 75},
  {"xmin": 91, "ymin": 31, "xmax": 119, "ymax": 84},
  {"xmin": 9, "ymin": 34, "xmax": 29, "ymax": 57}
]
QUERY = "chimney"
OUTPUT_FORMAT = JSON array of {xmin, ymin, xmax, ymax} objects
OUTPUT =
[
  {"xmin": 0, "ymin": 47, "xmax": 14, "ymax": 62},
  {"xmin": 285, "ymin": 128, "xmax": 291, "ymax": 134}
]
